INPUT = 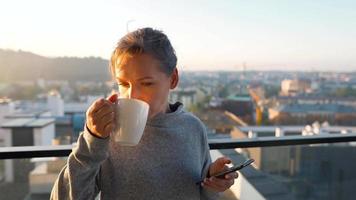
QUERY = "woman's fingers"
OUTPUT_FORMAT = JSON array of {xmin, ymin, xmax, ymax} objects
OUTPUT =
[
  {"xmin": 225, "ymin": 172, "xmax": 238, "ymax": 179},
  {"xmin": 209, "ymin": 157, "xmax": 232, "ymax": 177},
  {"xmin": 92, "ymin": 111, "xmax": 114, "ymax": 135},
  {"xmin": 214, "ymin": 157, "xmax": 232, "ymax": 168},
  {"xmin": 203, "ymin": 160, "xmax": 238, "ymax": 192},
  {"xmin": 95, "ymin": 106, "xmax": 114, "ymax": 119},
  {"xmin": 86, "ymin": 97, "xmax": 116, "ymax": 138},
  {"xmin": 202, "ymin": 180, "xmax": 221, "ymax": 192},
  {"xmin": 87, "ymin": 98, "xmax": 114, "ymax": 116},
  {"xmin": 103, "ymin": 119, "xmax": 115, "ymax": 135},
  {"xmin": 107, "ymin": 93, "xmax": 118, "ymax": 103},
  {"xmin": 210, "ymin": 177, "xmax": 233, "ymax": 188},
  {"xmin": 203, "ymin": 177, "xmax": 234, "ymax": 192},
  {"xmin": 93, "ymin": 101, "xmax": 113, "ymax": 115},
  {"xmin": 87, "ymin": 98, "xmax": 105, "ymax": 115}
]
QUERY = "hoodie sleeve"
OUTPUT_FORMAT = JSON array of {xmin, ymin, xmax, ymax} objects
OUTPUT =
[
  {"xmin": 200, "ymin": 125, "xmax": 220, "ymax": 200},
  {"xmin": 50, "ymin": 126, "xmax": 109, "ymax": 200}
]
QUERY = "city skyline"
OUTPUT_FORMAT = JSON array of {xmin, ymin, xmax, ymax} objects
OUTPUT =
[{"xmin": 0, "ymin": 0, "xmax": 356, "ymax": 71}]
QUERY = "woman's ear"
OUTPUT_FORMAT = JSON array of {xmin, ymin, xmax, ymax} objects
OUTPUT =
[{"xmin": 170, "ymin": 68, "xmax": 179, "ymax": 89}]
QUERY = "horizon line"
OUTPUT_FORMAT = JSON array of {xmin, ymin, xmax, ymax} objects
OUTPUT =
[{"xmin": 1, "ymin": 48, "xmax": 355, "ymax": 73}]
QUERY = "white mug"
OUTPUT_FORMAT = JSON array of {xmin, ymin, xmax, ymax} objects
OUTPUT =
[{"xmin": 112, "ymin": 98, "xmax": 149, "ymax": 146}]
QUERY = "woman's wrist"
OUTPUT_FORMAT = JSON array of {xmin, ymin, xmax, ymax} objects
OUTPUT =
[{"xmin": 85, "ymin": 123, "xmax": 109, "ymax": 139}]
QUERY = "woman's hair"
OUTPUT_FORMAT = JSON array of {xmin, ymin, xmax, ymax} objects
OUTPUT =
[{"xmin": 110, "ymin": 27, "xmax": 177, "ymax": 77}]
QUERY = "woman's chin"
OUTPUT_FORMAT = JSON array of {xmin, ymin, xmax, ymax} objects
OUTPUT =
[{"xmin": 147, "ymin": 112, "xmax": 155, "ymax": 120}]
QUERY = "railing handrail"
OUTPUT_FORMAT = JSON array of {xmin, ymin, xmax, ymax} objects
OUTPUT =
[
  {"xmin": 209, "ymin": 133, "xmax": 356, "ymax": 149},
  {"xmin": 1, "ymin": 134, "xmax": 356, "ymax": 159}
]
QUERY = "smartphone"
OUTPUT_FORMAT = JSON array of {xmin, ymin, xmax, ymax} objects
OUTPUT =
[{"xmin": 196, "ymin": 158, "xmax": 254, "ymax": 184}]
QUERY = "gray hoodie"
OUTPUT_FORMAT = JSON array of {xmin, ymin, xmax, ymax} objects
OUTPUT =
[{"xmin": 50, "ymin": 102, "xmax": 217, "ymax": 200}]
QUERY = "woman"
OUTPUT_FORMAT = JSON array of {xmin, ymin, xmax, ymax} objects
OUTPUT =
[{"xmin": 51, "ymin": 27, "xmax": 238, "ymax": 200}]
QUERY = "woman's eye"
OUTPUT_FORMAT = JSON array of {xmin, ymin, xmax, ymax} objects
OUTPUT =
[
  {"xmin": 141, "ymin": 82, "xmax": 154, "ymax": 86},
  {"xmin": 118, "ymin": 83, "xmax": 129, "ymax": 87}
]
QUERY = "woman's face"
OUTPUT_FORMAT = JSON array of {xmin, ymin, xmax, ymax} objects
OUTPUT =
[{"xmin": 114, "ymin": 53, "xmax": 178, "ymax": 119}]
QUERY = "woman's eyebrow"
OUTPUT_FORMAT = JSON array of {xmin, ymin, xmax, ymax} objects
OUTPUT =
[
  {"xmin": 136, "ymin": 76, "xmax": 154, "ymax": 81},
  {"xmin": 115, "ymin": 76, "xmax": 154, "ymax": 81},
  {"xmin": 115, "ymin": 77, "xmax": 125, "ymax": 82}
]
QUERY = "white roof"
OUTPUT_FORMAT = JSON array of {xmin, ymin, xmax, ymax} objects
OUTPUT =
[{"xmin": 1, "ymin": 118, "xmax": 55, "ymax": 128}]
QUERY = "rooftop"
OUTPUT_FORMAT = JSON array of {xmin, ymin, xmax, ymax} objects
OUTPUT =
[
  {"xmin": 0, "ymin": 98, "xmax": 12, "ymax": 104},
  {"xmin": 1, "ymin": 118, "xmax": 55, "ymax": 128},
  {"xmin": 276, "ymin": 95, "xmax": 356, "ymax": 101},
  {"xmin": 6, "ymin": 110, "xmax": 50, "ymax": 118},
  {"xmin": 273, "ymin": 104, "xmax": 356, "ymax": 114},
  {"xmin": 64, "ymin": 102, "xmax": 90, "ymax": 113},
  {"xmin": 226, "ymin": 94, "xmax": 251, "ymax": 102}
]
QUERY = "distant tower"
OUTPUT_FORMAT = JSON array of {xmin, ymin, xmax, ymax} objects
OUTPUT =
[
  {"xmin": 241, "ymin": 62, "xmax": 247, "ymax": 80},
  {"xmin": 47, "ymin": 90, "xmax": 64, "ymax": 116},
  {"xmin": 36, "ymin": 73, "xmax": 46, "ymax": 89}
]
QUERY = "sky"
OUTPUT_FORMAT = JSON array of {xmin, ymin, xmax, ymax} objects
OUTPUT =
[{"xmin": 0, "ymin": 0, "xmax": 355, "ymax": 71}]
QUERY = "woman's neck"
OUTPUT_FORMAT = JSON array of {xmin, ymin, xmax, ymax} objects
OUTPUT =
[{"xmin": 165, "ymin": 103, "xmax": 171, "ymax": 113}]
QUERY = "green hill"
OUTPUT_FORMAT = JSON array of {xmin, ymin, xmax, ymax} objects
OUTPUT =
[{"xmin": 0, "ymin": 49, "xmax": 111, "ymax": 82}]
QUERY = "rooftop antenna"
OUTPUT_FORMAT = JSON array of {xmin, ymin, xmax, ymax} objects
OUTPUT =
[
  {"xmin": 243, "ymin": 62, "xmax": 247, "ymax": 72},
  {"xmin": 126, "ymin": 19, "xmax": 135, "ymax": 32},
  {"xmin": 242, "ymin": 62, "xmax": 247, "ymax": 79}
]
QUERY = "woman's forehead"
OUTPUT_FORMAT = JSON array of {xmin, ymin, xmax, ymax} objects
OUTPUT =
[{"xmin": 115, "ymin": 54, "xmax": 164, "ymax": 77}]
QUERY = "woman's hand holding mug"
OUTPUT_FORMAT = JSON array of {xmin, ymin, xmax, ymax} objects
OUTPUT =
[{"xmin": 86, "ymin": 94, "xmax": 118, "ymax": 139}]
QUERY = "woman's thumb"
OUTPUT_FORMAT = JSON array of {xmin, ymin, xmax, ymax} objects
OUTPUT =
[
  {"xmin": 216, "ymin": 157, "xmax": 231, "ymax": 166},
  {"xmin": 107, "ymin": 93, "xmax": 118, "ymax": 103}
]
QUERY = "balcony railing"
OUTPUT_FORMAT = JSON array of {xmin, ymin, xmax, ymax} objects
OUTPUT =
[
  {"xmin": 1, "ymin": 133, "xmax": 356, "ymax": 159},
  {"xmin": 1, "ymin": 133, "xmax": 356, "ymax": 200}
]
